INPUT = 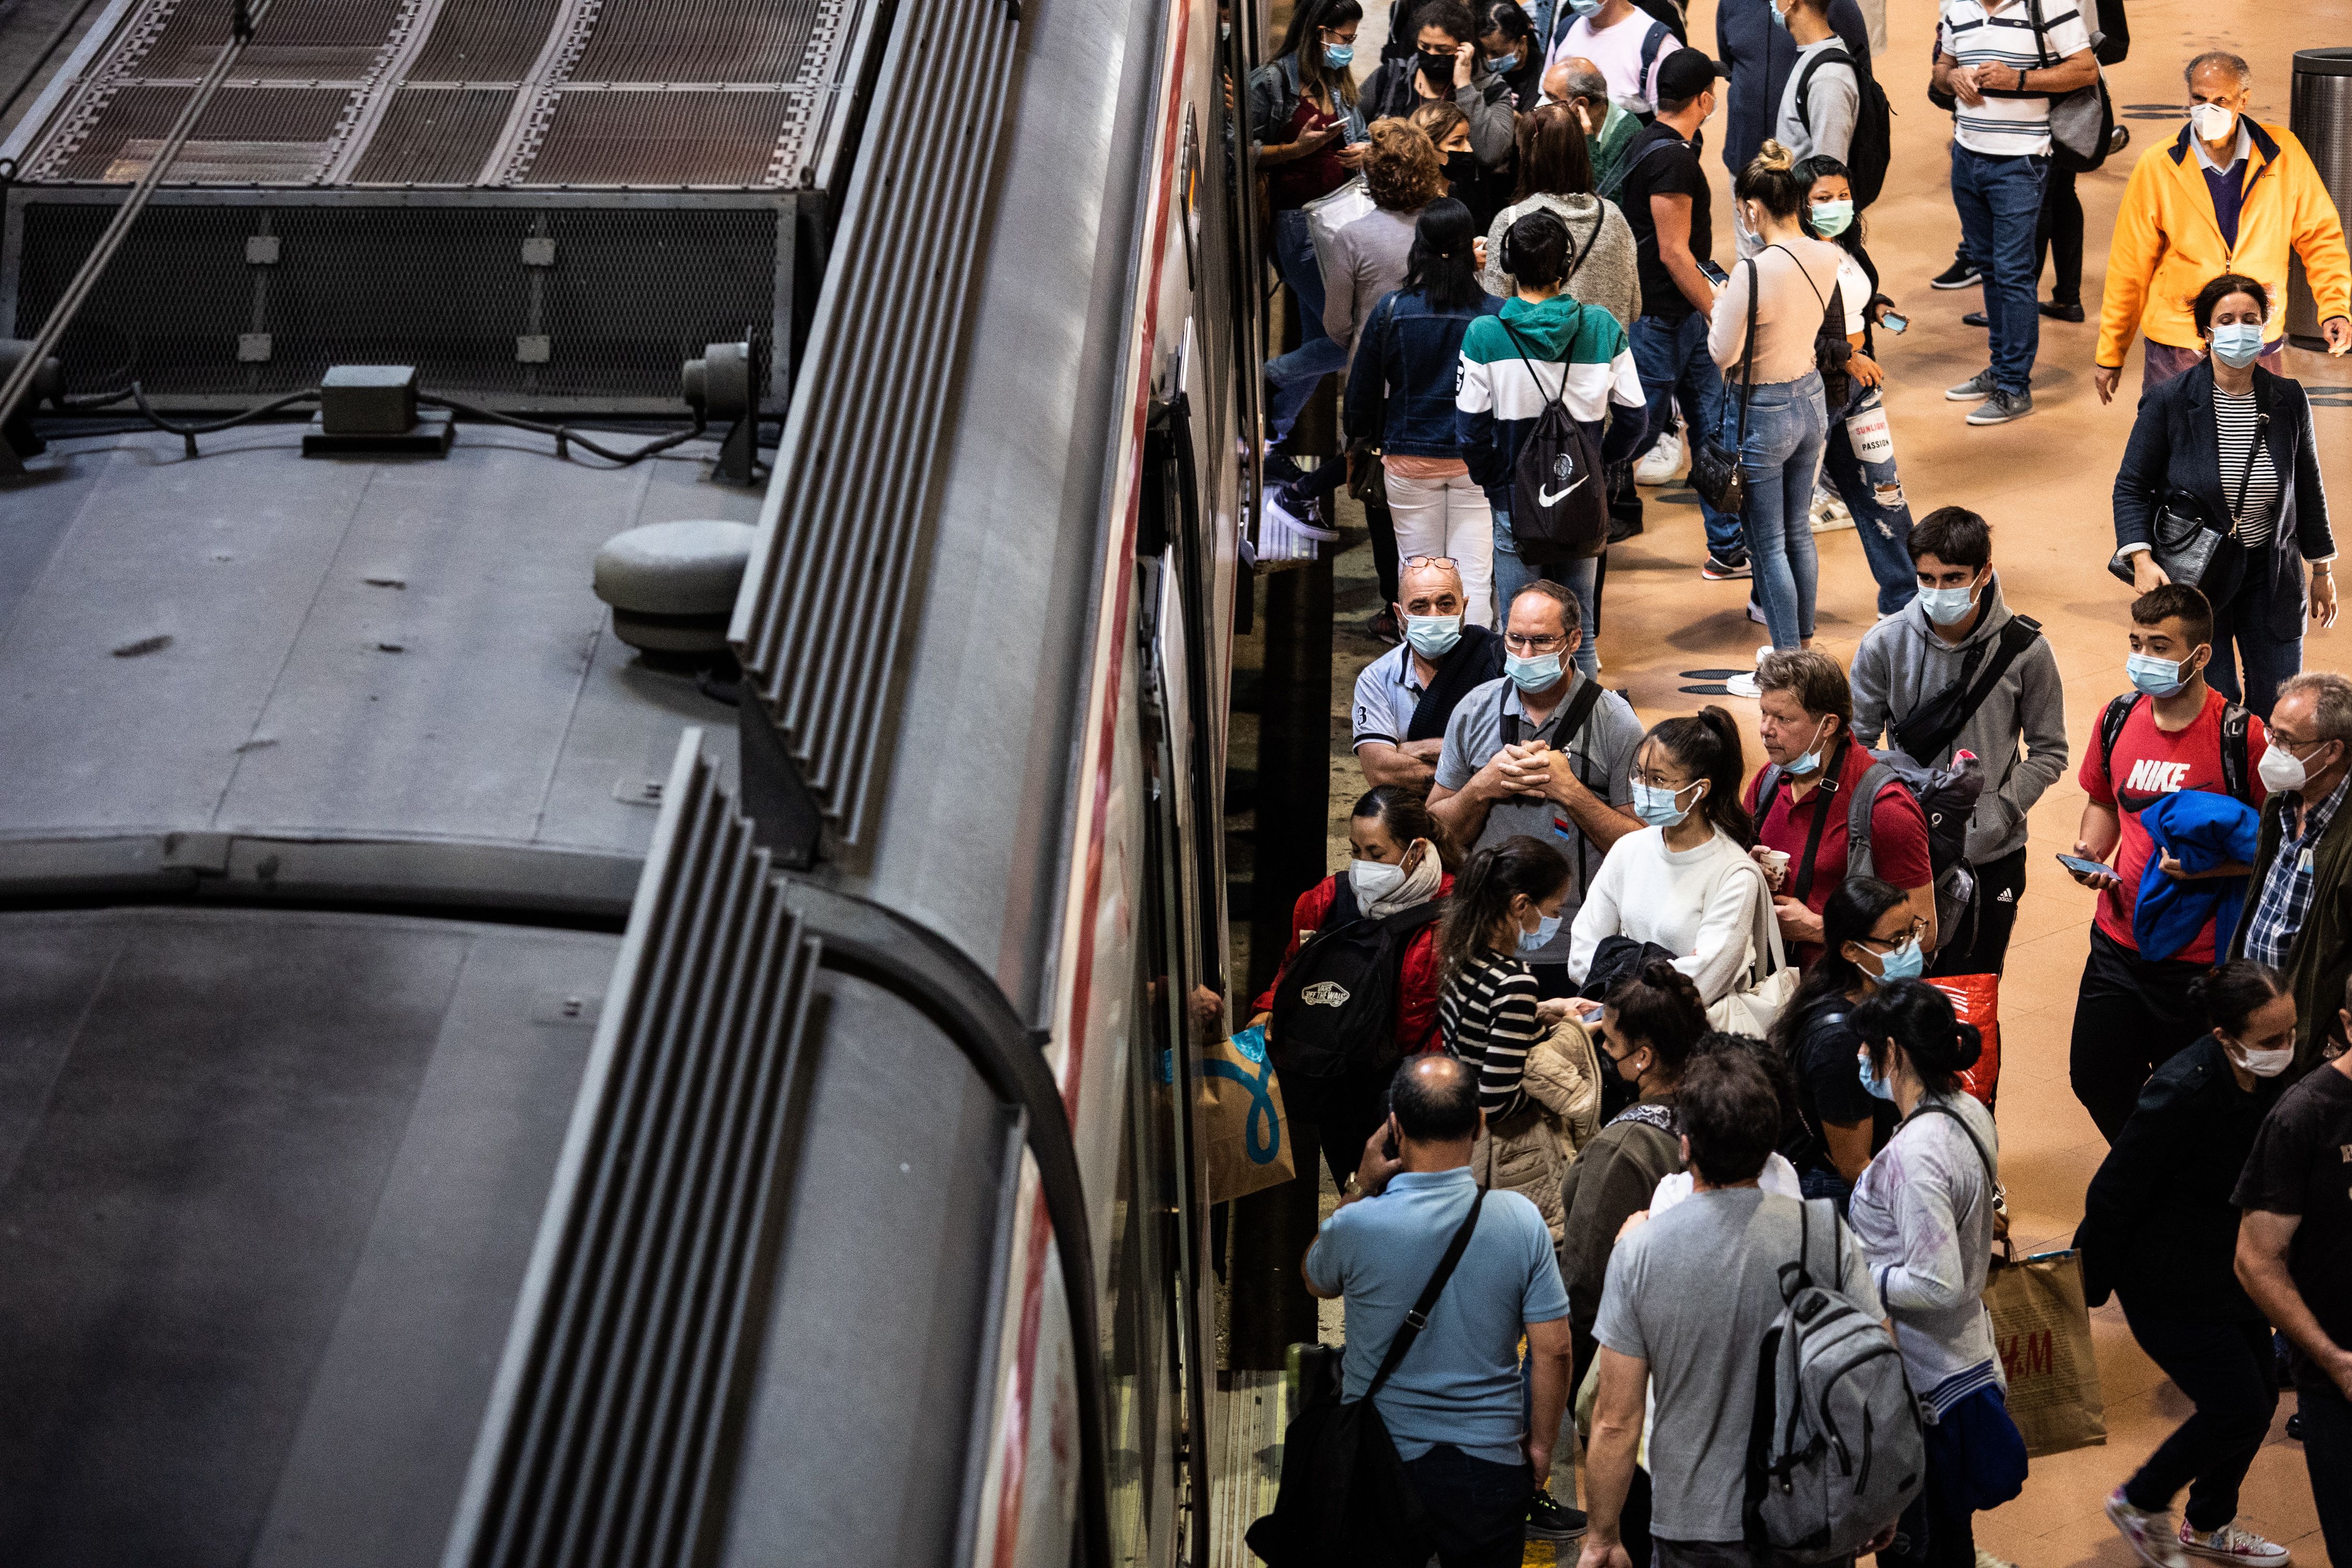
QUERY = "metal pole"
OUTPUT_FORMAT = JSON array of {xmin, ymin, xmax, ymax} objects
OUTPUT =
[{"xmin": 0, "ymin": 0, "xmax": 275, "ymax": 467}]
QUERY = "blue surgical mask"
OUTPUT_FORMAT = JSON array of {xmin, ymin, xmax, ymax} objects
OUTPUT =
[
  {"xmin": 1486, "ymin": 53, "xmax": 1517, "ymax": 74},
  {"xmin": 2127, "ymin": 651, "xmax": 2193, "ymax": 698},
  {"xmin": 1518, "ymin": 912, "xmax": 1563, "ymax": 953},
  {"xmin": 1323, "ymin": 41, "xmax": 1354, "ymax": 67},
  {"xmin": 1875, "ymin": 936, "xmax": 1926, "ymax": 982},
  {"xmin": 1505, "ymin": 650, "xmax": 1564, "ymax": 693},
  {"xmin": 1782, "ymin": 717, "xmax": 1831, "ymax": 775},
  {"xmin": 1916, "ymin": 579, "xmax": 1980, "ymax": 626},
  {"xmin": 1769, "ymin": 0, "xmax": 1791, "ymax": 29},
  {"xmin": 1809, "ymin": 199, "xmax": 1854, "ymax": 238},
  {"xmin": 1857, "ymin": 1049, "xmax": 1898, "ymax": 1102},
  {"xmin": 2211, "ymin": 322, "xmax": 2264, "ymax": 368},
  {"xmin": 1567, "ymin": 0, "xmax": 1602, "ymax": 16},
  {"xmin": 1631, "ymin": 779, "xmax": 1701, "ymax": 827},
  {"xmin": 1403, "ymin": 613, "xmax": 1463, "ymax": 659}
]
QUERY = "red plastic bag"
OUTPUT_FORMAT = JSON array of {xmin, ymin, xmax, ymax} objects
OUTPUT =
[{"xmin": 1926, "ymin": 972, "xmax": 2001, "ymax": 1109}]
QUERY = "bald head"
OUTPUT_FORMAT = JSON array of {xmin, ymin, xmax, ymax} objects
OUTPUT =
[
  {"xmin": 1396, "ymin": 556, "xmax": 1465, "ymax": 620},
  {"xmin": 1390, "ymin": 1054, "xmax": 1480, "ymax": 1144},
  {"xmin": 1544, "ymin": 56, "xmax": 1610, "ymax": 114}
]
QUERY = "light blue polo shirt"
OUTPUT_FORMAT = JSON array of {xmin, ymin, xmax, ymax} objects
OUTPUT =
[{"xmin": 1305, "ymin": 1168, "xmax": 1571, "ymax": 1465}]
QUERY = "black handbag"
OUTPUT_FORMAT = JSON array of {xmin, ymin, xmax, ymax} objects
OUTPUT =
[
  {"xmin": 1688, "ymin": 256, "xmax": 1757, "ymax": 518},
  {"xmin": 2106, "ymin": 384, "xmax": 2265, "ymax": 603},
  {"xmin": 1246, "ymin": 1189, "xmax": 1489, "ymax": 1568}
]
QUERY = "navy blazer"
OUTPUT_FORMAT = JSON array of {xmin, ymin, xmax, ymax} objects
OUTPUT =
[{"xmin": 2112, "ymin": 359, "xmax": 2334, "ymax": 639}]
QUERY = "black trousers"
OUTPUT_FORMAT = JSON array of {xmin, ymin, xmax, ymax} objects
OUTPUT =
[
  {"xmin": 1400, "ymin": 1445, "xmax": 1534, "ymax": 1568},
  {"xmin": 2119, "ymin": 1304, "xmax": 2278, "ymax": 1531},
  {"xmin": 1281, "ymin": 1063, "xmax": 1391, "ymax": 1193},
  {"xmin": 2069, "ymin": 927, "xmax": 2210, "ymax": 1144},
  {"xmin": 2300, "ymin": 1373, "xmax": 2352, "ymax": 1567},
  {"xmin": 1931, "ymin": 847, "xmax": 2028, "ymax": 977},
  {"xmin": 2034, "ymin": 163, "xmax": 2083, "ymax": 305}
]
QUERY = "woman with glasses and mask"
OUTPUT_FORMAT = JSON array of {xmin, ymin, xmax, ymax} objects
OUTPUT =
[
  {"xmin": 1765, "ymin": 875, "xmax": 1918, "ymax": 1204},
  {"xmin": 1250, "ymin": 0, "xmax": 1371, "ymax": 445},
  {"xmin": 2083, "ymin": 960, "xmax": 2297, "ymax": 1568},
  {"xmin": 2115, "ymin": 272, "xmax": 2338, "ymax": 720},
  {"xmin": 1569, "ymin": 709, "xmax": 1769, "ymax": 1005}
]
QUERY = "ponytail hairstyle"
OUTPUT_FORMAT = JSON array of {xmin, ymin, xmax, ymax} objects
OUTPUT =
[
  {"xmin": 1278, "ymin": 0, "xmax": 1366, "ymax": 109},
  {"xmin": 1848, "ymin": 978, "xmax": 1983, "ymax": 1099},
  {"xmin": 1438, "ymin": 834, "xmax": 1569, "ymax": 981},
  {"xmin": 1403, "ymin": 197, "xmax": 1487, "ymax": 318},
  {"xmin": 1352, "ymin": 781, "xmax": 1459, "ymax": 872},
  {"xmin": 2187, "ymin": 959, "xmax": 2289, "ymax": 1039},
  {"xmin": 1735, "ymin": 138, "xmax": 1807, "ymax": 222},
  {"xmin": 1767, "ymin": 876, "xmax": 1908, "ymax": 1063},
  {"xmin": 1514, "ymin": 101, "xmax": 1593, "ymax": 200},
  {"xmin": 1640, "ymin": 706, "xmax": 1755, "ymax": 847},
  {"xmin": 1604, "ymin": 959, "xmax": 1708, "ymax": 1082}
]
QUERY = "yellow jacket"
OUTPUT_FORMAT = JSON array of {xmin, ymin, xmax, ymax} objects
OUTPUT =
[{"xmin": 2097, "ymin": 119, "xmax": 2352, "ymax": 367}]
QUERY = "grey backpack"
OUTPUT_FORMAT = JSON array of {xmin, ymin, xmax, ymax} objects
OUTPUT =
[{"xmin": 1743, "ymin": 1199, "xmax": 1924, "ymax": 1562}]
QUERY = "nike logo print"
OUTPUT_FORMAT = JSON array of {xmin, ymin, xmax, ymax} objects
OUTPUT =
[{"xmin": 1538, "ymin": 476, "xmax": 1588, "ymax": 508}]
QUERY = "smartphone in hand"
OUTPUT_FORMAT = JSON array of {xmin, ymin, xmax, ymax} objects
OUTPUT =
[
  {"xmin": 2056, "ymin": 851, "xmax": 2111, "ymax": 879},
  {"xmin": 1697, "ymin": 258, "xmax": 1730, "ymax": 289}
]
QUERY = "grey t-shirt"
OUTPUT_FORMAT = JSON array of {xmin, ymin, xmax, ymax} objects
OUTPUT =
[
  {"xmin": 1594, "ymin": 1189, "xmax": 1884, "ymax": 1543},
  {"xmin": 1434, "ymin": 673, "xmax": 1644, "ymax": 963},
  {"xmin": 1777, "ymin": 37, "xmax": 1859, "ymax": 166}
]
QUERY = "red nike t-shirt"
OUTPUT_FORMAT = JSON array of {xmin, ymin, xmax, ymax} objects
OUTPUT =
[
  {"xmin": 1746, "ymin": 740, "xmax": 1935, "ymax": 968},
  {"xmin": 2078, "ymin": 690, "xmax": 2269, "ymax": 962}
]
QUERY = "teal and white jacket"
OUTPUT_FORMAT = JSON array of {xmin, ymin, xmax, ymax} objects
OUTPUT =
[{"xmin": 1455, "ymin": 293, "xmax": 1647, "ymax": 511}]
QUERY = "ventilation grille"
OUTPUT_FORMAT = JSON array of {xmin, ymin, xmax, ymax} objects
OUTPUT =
[
  {"xmin": 730, "ymin": 0, "xmax": 1023, "ymax": 844},
  {"xmin": 11, "ymin": 0, "xmax": 865, "ymax": 190},
  {"xmin": 451, "ymin": 730, "xmax": 823, "ymax": 1568},
  {"xmin": 7, "ymin": 193, "xmax": 786, "ymax": 410}
]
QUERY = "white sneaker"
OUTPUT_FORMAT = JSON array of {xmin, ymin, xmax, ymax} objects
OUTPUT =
[
  {"xmin": 1809, "ymin": 487, "xmax": 1854, "ymax": 533},
  {"xmin": 1976, "ymin": 1552, "xmax": 2018, "ymax": 1568},
  {"xmin": 2107, "ymin": 1488, "xmax": 2190, "ymax": 1568},
  {"xmin": 1725, "ymin": 671, "xmax": 1761, "ymax": 698},
  {"xmin": 2179, "ymin": 1520, "xmax": 2290, "ymax": 1568},
  {"xmin": 1635, "ymin": 430, "xmax": 1682, "ymax": 486}
]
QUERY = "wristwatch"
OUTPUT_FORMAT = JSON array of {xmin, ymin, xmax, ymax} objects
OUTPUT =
[{"xmin": 1342, "ymin": 1174, "xmax": 1367, "ymax": 1202}]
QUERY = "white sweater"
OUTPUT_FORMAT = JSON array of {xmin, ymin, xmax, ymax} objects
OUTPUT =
[{"xmin": 1567, "ymin": 826, "xmax": 1769, "ymax": 1004}]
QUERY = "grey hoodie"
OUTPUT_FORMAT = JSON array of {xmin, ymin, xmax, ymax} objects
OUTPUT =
[{"xmin": 1849, "ymin": 573, "xmax": 2069, "ymax": 865}]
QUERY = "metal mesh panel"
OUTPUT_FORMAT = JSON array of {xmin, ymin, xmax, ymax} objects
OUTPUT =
[
  {"xmin": 408, "ymin": 0, "xmax": 568, "ymax": 82},
  {"xmin": 348, "ymin": 88, "xmax": 517, "ymax": 184},
  {"xmin": 10, "ymin": 197, "xmax": 782, "ymax": 407},
  {"xmin": 48, "ymin": 85, "xmax": 351, "ymax": 182},
  {"xmin": 568, "ymin": 0, "xmax": 822, "ymax": 83},
  {"xmin": 521, "ymin": 91, "xmax": 795, "ymax": 188},
  {"xmin": 140, "ymin": 0, "xmax": 407, "ymax": 79}
]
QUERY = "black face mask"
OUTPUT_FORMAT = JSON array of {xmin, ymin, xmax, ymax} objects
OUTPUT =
[
  {"xmin": 1419, "ymin": 49, "xmax": 1457, "ymax": 88},
  {"xmin": 1444, "ymin": 151, "xmax": 1477, "ymax": 182}
]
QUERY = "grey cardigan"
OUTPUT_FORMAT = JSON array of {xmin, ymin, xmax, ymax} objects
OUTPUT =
[
  {"xmin": 1321, "ymin": 205, "xmax": 1422, "ymax": 363},
  {"xmin": 1479, "ymin": 193, "xmax": 1643, "ymax": 331},
  {"xmin": 1849, "ymin": 573, "xmax": 2070, "ymax": 865}
]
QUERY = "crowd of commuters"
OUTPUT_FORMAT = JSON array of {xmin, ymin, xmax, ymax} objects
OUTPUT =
[{"xmin": 1246, "ymin": 4, "xmax": 2351, "ymax": 1566}]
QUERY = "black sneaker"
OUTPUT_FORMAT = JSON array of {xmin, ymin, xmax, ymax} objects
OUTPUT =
[
  {"xmin": 1702, "ymin": 550, "xmax": 1753, "ymax": 580},
  {"xmin": 1962, "ymin": 310, "xmax": 1990, "ymax": 328},
  {"xmin": 1931, "ymin": 257, "xmax": 1983, "ymax": 290},
  {"xmin": 1527, "ymin": 1490, "xmax": 1588, "ymax": 1542},
  {"xmin": 2039, "ymin": 298, "xmax": 2085, "ymax": 322}
]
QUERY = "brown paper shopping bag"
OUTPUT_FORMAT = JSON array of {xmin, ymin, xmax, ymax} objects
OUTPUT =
[
  {"xmin": 1198, "ymin": 1025, "xmax": 1295, "ymax": 1203},
  {"xmin": 1982, "ymin": 1244, "xmax": 2106, "ymax": 1458}
]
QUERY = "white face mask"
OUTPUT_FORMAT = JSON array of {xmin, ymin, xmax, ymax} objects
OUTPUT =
[
  {"xmin": 2225, "ymin": 1036, "xmax": 2295, "ymax": 1078},
  {"xmin": 1348, "ymin": 856, "xmax": 1407, "ymax": 906},
  {"xmin": 2189, "ymin": 102, "xmax": 2238, "ymax": 144},
  {"xmin": 2258, "ymin": 740, "xmax": 2332, "ymax": 794}
]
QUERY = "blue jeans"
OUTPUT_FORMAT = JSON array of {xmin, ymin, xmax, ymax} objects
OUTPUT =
[
  {"xmin": 1398, "ymin": 1445, "xmax": 1533, "ymax": 1568},
  {"xmin": 1950, "ymin": 145, "xmax": 2049, "ymax": 396},
  {"xmin": 1723, "ymin": 371, "xmax": 1827, "ymax": 650},
  {"xmin": 1265, "ymin": 205, "xmax": 1348, "ymax": 440},
  {"xmin": 2207, "ymin": 557, "xmax": 2307, "ymax": 720},
  {"xmin": 1493, "ymin": 505, "xmax": 1600, "ymax": 676},
  {"xmin": 1628, "ymin": 312, "xmax": 1740, "ymax": 556},
  {"xmin": 1821, "ymin": 381, "xmax": 1917, "ymax": 617}
]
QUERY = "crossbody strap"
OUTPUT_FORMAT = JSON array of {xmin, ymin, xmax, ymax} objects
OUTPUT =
[
  {"xmin": 1365, "ymin": 1187, "xmax": 1489, "ymax": 1399},
  {"xmin": 1790, "ymin": 735, "xmax": 1850, "ymax": 903},
  {"xmin": 2229, "ymin": 380, "xmax": 2268, "ymax": 524},
  {"xmin": 1733, "ymin": 257, "xmax": 1760, "ymax": 444}
]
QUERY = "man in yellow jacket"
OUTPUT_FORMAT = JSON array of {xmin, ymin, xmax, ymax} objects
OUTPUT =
[{"xmin": 2093, "ymin": 50, "xmax": 2351, "ymax": 405}]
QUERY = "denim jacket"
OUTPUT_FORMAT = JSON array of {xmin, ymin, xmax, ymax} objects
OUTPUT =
[
  {"xmin": 1344, "ymin": 287, "xmax": 1504, "ymax": 458},
  {"xmin": 1247, "ymin": 53, "xmax": 1369, "ymax": 149}
]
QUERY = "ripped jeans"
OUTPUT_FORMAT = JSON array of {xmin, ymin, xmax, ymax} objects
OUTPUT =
[{"xmin": 1821, "ymin": 381, "xmax": 1917, "ymax": 618}]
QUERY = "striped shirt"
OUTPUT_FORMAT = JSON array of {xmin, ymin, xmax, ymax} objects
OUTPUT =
[
  {"xmin": 2215, "ymin": 388, "xmax": 2281, "ymax": 549},
  {"xmin": 1438, "ymin": 949, "xmax": 1541, "ymax": 1120},
  {"xmin": 1936, "ymin": 0, "xmax": 2092, "ymax": 158}
]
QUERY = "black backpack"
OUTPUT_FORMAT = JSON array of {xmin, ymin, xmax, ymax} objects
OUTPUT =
[
  {"xmin": 2097, "ymin": 692, "xmax": 2255, "ymax": 805},
  {"xmin": 1756, "ymin": 740, "xmax": 1985, "ymax": 954},
  {"xmin": 1269, "ymin": 879, "xmax": 1445, "ymax": 1079},
  {"xmin": 1793, "ymin": 47, "xmax": 1891, "ymax": 209},
  {"xmin": 1498, "ymin": 318, "xmax": 1610, "ymax": 565}
]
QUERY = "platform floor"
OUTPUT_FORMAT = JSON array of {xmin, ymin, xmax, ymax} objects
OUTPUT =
[{"xmin": 1305, "ymin": 0, "xmax": 2351, "ymax": 1562}]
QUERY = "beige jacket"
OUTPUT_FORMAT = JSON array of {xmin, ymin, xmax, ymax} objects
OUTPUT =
[{"xmin": 1470, "ymin": 1017, "xmax": 1607, "ymax": 1243}]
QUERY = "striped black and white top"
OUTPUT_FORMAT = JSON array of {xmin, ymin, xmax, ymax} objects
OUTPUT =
[
  {"xmin": 1936, "ymin": 0, "xmax": 2093, "ymax": 159},
  {"xmin": 2215, "ymin": 387, "xmax": 2281, "ymax": 549},
  {"xmin": 1437, "ymin": 949, "xmax": 1541, "ymax": 1121}
]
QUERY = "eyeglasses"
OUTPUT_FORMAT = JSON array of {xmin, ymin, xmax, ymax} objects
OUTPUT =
[
  {"xmin": 1503, "ymin": 632, "xmax": 1570, "ymax": 653},
  {"xmin": 1403, "ymin": 556, "xmax": 1458, "ymax": 569},
  {"xmin": 1855, "ymin": 916, "xmax": 1930, "ymax": 951}
]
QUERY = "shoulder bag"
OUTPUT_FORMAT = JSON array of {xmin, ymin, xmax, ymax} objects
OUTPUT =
[
  {"xmin": 1688, "ymin": 256, "xmax": 1757, "ymax": 517},
  {"xmin": 2105, "ymin": 379, "xmax": 2264, "ymax": 602},
  {"xmin": 1707, "ymin": 855, "xmax": 1798, "ymax": 1036},
  {"xmin": 1246, "ymin": 1190, "xmax": 1490, "ymax": 1568}
]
